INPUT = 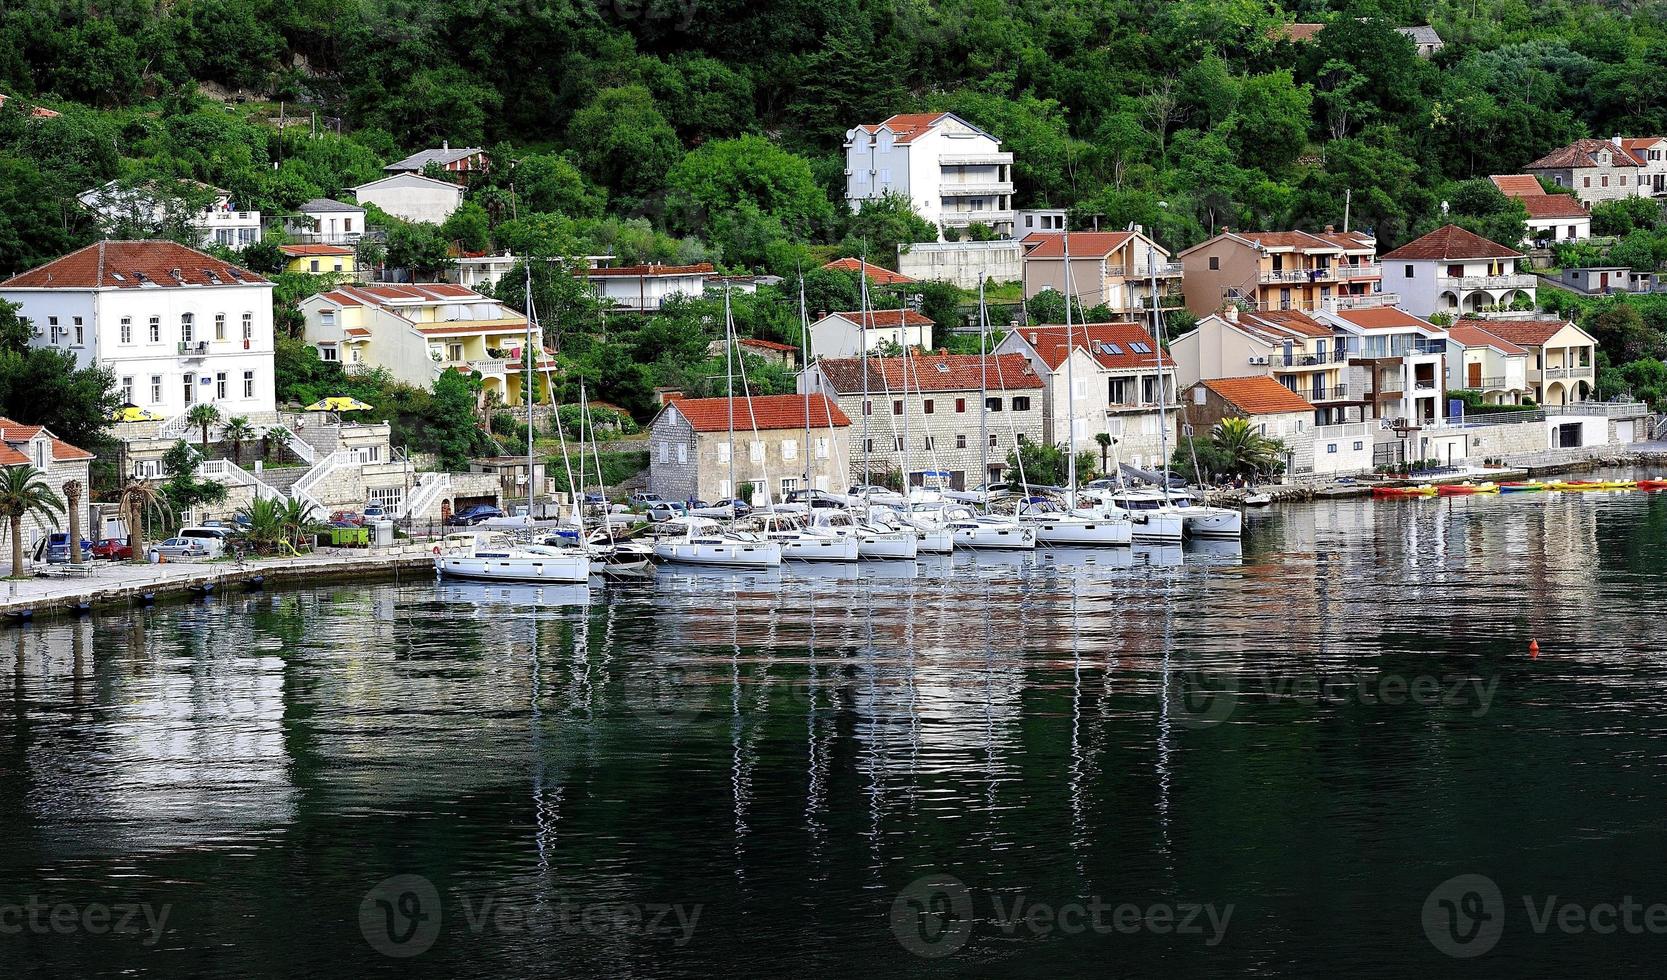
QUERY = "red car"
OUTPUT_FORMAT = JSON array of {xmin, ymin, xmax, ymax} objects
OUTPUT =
[{"xmin": 90, "ymin": 538, "xmax": 132, "ymax": 560}]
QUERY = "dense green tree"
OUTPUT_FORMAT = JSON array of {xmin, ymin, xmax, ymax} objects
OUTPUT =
[
  {"xmin": 666, "ymin": 135, "xmax": 832, "ymax": 241},
  {"xmin": 567, "ymin": 85, "xmax": 681, "ymax": 201},
  {"xmin": 842, "ymin": 192, "xmax": 937, "ymax": 264}
]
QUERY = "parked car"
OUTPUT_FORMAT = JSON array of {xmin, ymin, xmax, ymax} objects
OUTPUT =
[
  {"xmin": 329, "ymin": 510, "xmax": 365, "ymax": 526},
  {"xmin": 362, "ymin": 505, "xmax": 389, "ymax": 521},
  {"xmin": 152, "ymin": 537, "xmax": 208, "ymax": 559},
  {"xmin": 42, "ymin": 533, "xmax": 93, "ymax": 563},
  {"xmin": 629, "ymin": 491, "xmax": 664, "ymax": 507},
  {"xmin": 693, "ymin": 498, "xmax": 752, "ymax": 518},
  {"xmin": 448, "ymin": 504, "xmax": 505, "ymax": 526},
  {"xmin": 90, "ymin": 538, "xmax": 132, "ymax": 561},
  {"xmin": 646, "ymin": 501, "xmax": 688, "ymax": 521},
  {"xmin": 178, "ymin": 526, "xmax": 233, "ymax": 558},
  {"xmin": 785, "ymin": 488, "xmax": 846, "ymax": 510}
]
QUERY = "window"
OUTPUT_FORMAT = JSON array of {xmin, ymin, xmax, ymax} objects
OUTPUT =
[
  {"xmin": 782, "ymin": 439, "xmax": 798, "ymax": 461},
  {"xmin": 956, "ymin": 434, "xmax": 967, "ymax": 449},
  {"xmin": 676, "ymin": 444, "xmax": 687, "ymax": 464},
  {"xmin": 215, "ymin": 372, "xmax": 227, "ymax": 399},
  {"xmin": 181, "ymin": 313, "xmax": 194, "ymax": 344},
  {"xmin": 321, "ymin": 311, "xmax": 336, "ymax": 327},
  {"xmin": 242, "ymin": 313, "xmax": 253, "ymax": 340},
  {"xmin": 780, "ymin": 478, "xmax": 797, "ymax": 495},
  {"xmin": 47, "ymin": 316, "xmax": 58, "ymax": 344},
  {"xmin": 310, "ymin": 260, "xmax": 321, "ymax": 273},
  {"xmin": 215, "ymin": 314, "xmax": 226, "ymax": 341},
  {"xmin": 1602, "ymin": 176, "xmax": 1609, "ymax": 188},
  {"xmin": 243, "ymin": 371, "xmax": 255, "ymax": 399},
  {"xmin": 955, "ymin": 397, "xmax": 966, "ymax": 413},
  {"xmin": 344, "ymin": 218, "xmax": 354, "ymax": 233},
  {"xmin": 149, "ymin": 317, "xmax": 161, "ymax": 343},
  {"xmin": 658, "ymin": 442, "xmax": 668, "ymax": 463},
  {"xmin": 1327, "ymin": 443, "xmax": 1338, "ymax": 454},
  {"xmin": 923, "ymin": 399, "xmax": 934, "ymax": 414},
  {"xmin": 1583, "ymin": 177, "xmax": 1591, "ymax": 188},
  {"xmin": 1208, "ymin": 256, "xmax": 1220, "ymax": 270},
  {"xmin": 120, "ymin": 376, "xmax": 133, "ymax": 402},
  {"xmin": 864, "ymin": 439, "xmax": 875, "ymax": 453},
  {"xmin": 319, "ymin": 344, "xmax": 339, "ymax": 362},
  {"xmin": 717, "ymin": 442, "xmax": 731, "ymax": 463},
  {"xmin": 183, "ymin": 375, "xmax": 195, "ymax": 405},
  {"xmin": 924, "ymin": 435, "xmax": 935, "ymax": 450},
  {"xmin": 879, "ymin": 168, "xmax": 892, "ymax": 183},
  {"xmin": 446, "ymin": 343, "xmax": 463, "ymax": 362},
  {"xmin": 73, "ymin": 317, "xmax": 83, "ymax": 346},
  {"xmin": 892, "ymin": 400, "xmax": 903, "ymax": 415},
  {"xmin": 815, "ymin": 438, "xmax": 829, "ymax": 459},
  {"xmin": 892, "ymin": 436, "xmax": 903, "ymax": 452},
  {"xmin": 120, "ymin": 317, "xmax": 133, "ymax": 344},
  {"xmin": 150, "ymin": 375, "xmax": 162, "ymax": 403},
  {"xmin": 1620, "ymin": 175, "xmax": 1628, "ymax": 186},
  {"xmin": 988, "ymin": 434, "xmax": 998, "ymax": 447},
  {"xmin": 863, "ymin": 400, "xmax": 873, "ymax": 416},
  {"xmin": 985, "ymin": 397, "xmax": 1003, "ymax": 412},
  {"xmin": 749, "ymin": 440, "xmax": 764, "ymax": 463},
  {"xmin": 1404, "ymin": 264, "xmax": 1414, "ymax": 277},
  {"xmin": 1353, "ymin": 441, "xmax": 1364, "ymax": 451},
  {"xmin": 1012, "ymin": 396, "xmax": 1031, "ymax": 411}
]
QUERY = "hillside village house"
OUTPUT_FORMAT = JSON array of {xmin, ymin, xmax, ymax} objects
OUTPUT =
[
  {"xmin": 994, "ymin": 322, "xmax": 1177, "ymax": 469},
  {"xmin": 1315, "ymin": 306, "xmax": 1450, "ymax": 425},
  {"xmin": 298, "ymin": 283, "xmax": 554, "ymax": 405},
  {"xmin": 1488, "ymin": 175, "xmax": 1591, "ymax": 245},
  {"xmin": 1178, "ymin": 228, "xmax": 1390, "ymax": 316},
  {"xmin": 0, "ymin": 92, "xmax": 60, "ymax": 118},
  {"xmin": 1471, "ymin": 318, "xmax": 1599, "ymax": 406},
  {"xmin": 442, "ymin": 253, "xmax": 596, "ymax": 292},
  {"xmin": 1444, "ymin": 322, "xmax": 1530, "ymax": 405},
  {"xmin": 808, "ymin": 309, "xmax": 934, "ymax": 358},
  {"xmin": 1184, "ymin": 375, "xmax": 1314, "ymax": 457},
  {"xmin": 1273, "ymin": 21, "xmax": 1444, "ymax": 57},
  {"xmin": 1622, "ymin": 138, "xmax": 1667, "ymax": 196},
  {"xmin": 649, "ymin": 394, "xmax": 852, "ymax": 503},
  {"xmin": 1019, "ymin": 230, "xmax": 1182, "ymax": 315},
  {"xmin": 1016, "ymin": 208, "xmax": 1068, "ymax": 235},
  {"xmin": 384, "ymin": 144, "xmax": 489, "ymax": 178},
  {"xmin": 78, "ymin": 180, "xmax": 261, "ymax": 249},
  {"xmin": 0, "ymin": 418, "xmax": 93, "ymax": 562},
  {"xmin": 584, "ymin": 263, "xmax": 714, "ymax": 313},
  {"xmin": 1378, "ymin": 224, "xmax": 1535, "ymax": 317},
  {"xmin": 0, "ymin": 241, "xmax": 276, "ymax": 421},
  {"xmin": 351, "ymin": 173, "xmax": 465, "ymax": 225},
  {"xmin": 1525, "ymin": 138, "xmax": 1646, "ymax": 205},
  {"xmin": 715, "ymin": 337, "xmax": 798, "ymax": 369},
  {"xmin": 799, "ymin": 352, "xmax": 1044, "ymax": 489},
  {"xmin": 280, "ymin": 244, "xmax": 357, "ymax": 278},
  {"xmin": 284, "ymin": 198, "xmax": 365, "ymax": 245},
  {"xmin": 1169, "ymin": 308, "xmax": 1358, "ymax": 425},
  {"xmin": 845, "ymin": 113, "xmax": 1015, "ymax": 240}
]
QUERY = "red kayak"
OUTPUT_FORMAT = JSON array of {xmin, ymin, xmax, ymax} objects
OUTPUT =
[{"xmin": 1639, "ymin": 479, "xmax": 1667, "ymax": 491}]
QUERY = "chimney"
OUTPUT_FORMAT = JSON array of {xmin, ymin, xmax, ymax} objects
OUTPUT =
[
  {"xmin": 442, "ymin": 140, "xmax": 449, "ymax": 151},
  {"xmin": 1223, "ymin": 305, "xmax": 1239, "ymax": 323},
  {"xmin": 1323, "ymin": 224, "xmax": 1335, "ymax": 234},
  {"xmin": 1029, "ymin": 332, "xmax": 1039, "ymax": 344},
  {"xmin": 1133, "ymin": 224, "xmax": 1144, "ymax": 236}
]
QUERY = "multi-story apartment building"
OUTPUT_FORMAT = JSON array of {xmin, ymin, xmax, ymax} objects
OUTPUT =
[
  {"xmin": 994, "ymin": 322, "xmax": 1178, "ymax": 469},
  {"xmin": 1178, "ymin": 227, "xmax": 1390, "ymax": 316},
  {"xmin": 648, "ymin": 394, "xmax": 851, "ymax": 502},
  {"xmin": 1470, "ymin": 318, "xmax": 1600, "ymax": 406},
  {"xmin": 844, "ymin": 113, "xmax": 1015, "ymax": 240},
  {"xmin": 1168, "ymin": 308, "xmax": 1360, "ymax": 425},
  {"xmin": 1443, "ymin": 322, "xmax": 1530, "ymax": 405},
  {"xmin": 78, "ymin": 180, "xmax": 261, "ymax": 249},
  {"xmin": 0, "ymin": 241, "xmax": 276, "ymax": 420},
  {"xmin": 298, "ymin": 283, "xmax": 552, "ymax": 405},
  {"xmin": 799, "ymin": 352, "xmax": 1045, "ymax": 490},
  {"xmin": 1315, "ymin": 306, "xmax": 1450, "ymax": 425},
  {"xmin": 1019, "ymin": 230, "xmax": 1182, "ymax": 315},
  {"xmin": 1378, "ymin": 224, "xmax": 1535, "ymax": 317},
  {"xmin": 1525, "ymin": 138, "xmax": 1646, "ymax": 205}
]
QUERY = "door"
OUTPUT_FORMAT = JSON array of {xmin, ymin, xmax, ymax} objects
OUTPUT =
[
  {"xmin": 1600, "ymin": 272, "xmax": 1610, "ymax": 290},
  {"xmin": 949, "ymin": 471, "xmax": 965, "ymax": 491},
  {"xmin": 1467, "ymin": 362, "xmax": 1481, "ymax": 388}
]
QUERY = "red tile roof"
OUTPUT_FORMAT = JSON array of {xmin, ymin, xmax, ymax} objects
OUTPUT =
[
  {"xmin": 0, "ymin": 417, "xmax": 92, "ymax": 461},
  {"xmin": 1015, "ymin": 323, "xmax": 1166, "ymax": 371},
  {"xmin": 0, "ymin": 444, "xmax": 26, "ymax": 465},
  {"xmin": 280, "ymin": 244, "xmax": 355, "ymax": 257},
  {"xmin": 1622, "ymin": 137, "xmax": 1667, "ymax": 156},
  {"xmin": 1489, "ymin": 174, "xmax": 1545, "ymax": 197},
  {"xmin": 822, "ymin": 309, "xmax": 934, "ymax": 329},
  {"xmin": 1274, "ymin": 22, "xmax": 1326, "ymax": 41},
  {"xmin": 1186, "ymin": 228, "xmax": 1376, "ymax": 256},
  {"xmin": 1235, "ymin": 310, "xmax": 1335, "ymax": 340},
  {"xmin": 1199, "ymin": 376, "xmax": 1315, "ymax": 416},
  {"xmin": 1468, "ymin": 318, "xmax": 1581, "ymax": 347},
  {"xmin": 815, "ymin": 353, "xmax": 1041, "ymax": 394},
  {"xmin": 1527, "ymin": 138, "xmax": 1645, "ymax": 170},
  {"xmin": 822, "ymin": 258, "xmax": 915, "ymax": 285},
  {"xmin": 1020, "ymin": 232, "xmax": 1135, "ymax": 259},
  {"xmin": 1380, "ymin": 224, "xmax": 1522, "ymax": 261},
  {"xmin": 0, "ymin": 93, "xmax": 60, "ymax": 118},
  {"xmin": 1, "ymin": 241, "xmax": 268, "ymax": 289},
  {"xmin": 739, "ymin": 338, "xmax": 798, "ymax": 353},
  {"xmin": 1329, "ymin": 307, "xmax": 1443, "ymax": 332},
  {"xmin": 855, "ymin": 113, "xmax": 953, "ymax": 144},
  {"xmin": 320, "ymin": 283, "xmax": 502, "ymax": 310},
  {"xmin": 582, "ymin": 263, "xmax": 714, "ymax": 278},
  {"xmin": 1521, "ymin": 195, "xmax": 1590, "ymax": 219},
  {"xmin": 669, "ymin": 394, "xmax": 851, "ymax": 432},
  {"xmin": 1445, "ymin": 323, "xmax": 1526, "ymax": 355}
]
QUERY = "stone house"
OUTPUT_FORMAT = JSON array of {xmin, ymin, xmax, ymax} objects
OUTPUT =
[
  {"xmin": 0, "ymin": 417, "xmax": 93, "ymax": 559},
  {"xmin": 1525, "ymin": 139, "xmax": 1646, "ymax": 205},
  {"xmin": 799, "ymin": 352, "xmax": 1045, "ymax": 490},
  {"xmin": 649, "ymin": 394, "xmax": 852, "ymax": 504}
]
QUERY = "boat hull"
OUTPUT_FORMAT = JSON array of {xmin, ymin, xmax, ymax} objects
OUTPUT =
[
  {"xmin": 1027, "ymin": 517, "xmax": 1132, "ymax": 547},
  {"xmin": 779, "ymin": 535, "xmax": 861, "ymax": 562},
  {"xmin": 952, "ymin": 523, "xmax": 1038, "ymax": 550},
  {"xmin": 436, "ymin": 553, "xmax": 592, "ymax": 583},
  {"xmin": 1181, "ymin": 508, "xmax": 1242, "ymax": 539},
  {"xmin": 652, "ymin": 540, "xmax": 782, "ymax": 567},
  {"xmin": 858, "ymin": 533, "xmax": 919, "ymax": 561},
  {"xmin": 910, "ymin": 526, "xmax": 955, "ymax": 554},
  {"xmin": 1127, "ymin": 513, "xmax": 1184, "ymax": 542}
]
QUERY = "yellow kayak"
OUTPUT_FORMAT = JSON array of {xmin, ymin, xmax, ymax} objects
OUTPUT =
[
  {"xmin": 1598, "ymin": 480, "xmax": 1637, "ymax": 490},
  {"xmin": 1437, "ymin": 482, "xmax": 1499, "ymax": 495},
  {"xmin": 1550, "ymin": 480, "xmax": 1603, "ymax": 491}
]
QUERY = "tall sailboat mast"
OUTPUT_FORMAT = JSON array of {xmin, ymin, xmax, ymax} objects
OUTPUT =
[
  {"xmin": 1063, "ymin": 234, "xmax": 1077, "ymax": 507},
  {"xmin": 1150, "ymin": 253, "xmax": 1171, "ymax": 504},
  {"xmin": 978, "ymin": 278, "xmax": 990, "ymax": 515},
  {"xmin": 859, "ymin": 257, "xmax": 872, "ymax": 487},
  {"xmin": 900, "ymin": 293, "xmax": 910, "ymax": 493},
  {"xmin": 523, "ymin": 263, "xmax": 536, "ymax": 519},
  {"xmin": 800, "ymin": 273, "xmax": 812, "ymax": 490},
  {"xmin": 724, "ymin": 284, "xmax": 737, "ymax": 512}
]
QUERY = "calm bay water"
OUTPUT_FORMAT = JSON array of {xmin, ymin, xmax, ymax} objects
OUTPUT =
[{"xmin": 6, "ymin": 487, "xmax": 1667, "ymax": 977}]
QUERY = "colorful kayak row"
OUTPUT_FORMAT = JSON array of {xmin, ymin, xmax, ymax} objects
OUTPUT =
[{"xmin": 1374, "ymin": 479, "xmax": 1667, "ymax": 498}]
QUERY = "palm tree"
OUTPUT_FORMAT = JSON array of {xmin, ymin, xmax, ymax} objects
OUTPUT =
[
  {"xmin": 278, "ymin": 497, "xmax": 319, "ymax": 554},
  {"xmin": 222, "ymin": 416, "xmax": 255, "ymax": 466},
  {"xmin": 0, "ymin": 466, "xmax": 64, "ymax": 578},
  {"xmin": 1211, "ymin": 417, "xmax": 1285, "ymax": 477},
  {"xmin": 264, "ymin": 425, "xmax": 295, "ymax": 463},
  {"xmin": 186, "ymin": 403, "xmax": 222, "ymax": 455},
  {"xmin": 118, "ymin": 477, "xmax": 171, "ymax": 561},
  {"xmin": 1094, "ymin": 432, "xmax": 1114, "ymax": 477},
  {"xmin": 235, "ymin": 496, "xmax": 286, "ymax": 553},
  {"xmin": 62, "ymin": 478, "xmax": 84, "ymax": 564}
]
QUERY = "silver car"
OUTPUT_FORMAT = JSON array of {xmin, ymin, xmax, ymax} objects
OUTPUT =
[{"xmin": 153, "ymin": 537, "xmax": 207, "ymax": 559}]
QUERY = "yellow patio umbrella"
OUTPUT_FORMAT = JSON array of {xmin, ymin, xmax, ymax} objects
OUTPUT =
[
  {"xmin": 111, "ymin": 403, "xmax": 163, "ymax": 423},
  {"xmin": 303, "ymin": 396, "xmax": 375, "ymax": 413}
]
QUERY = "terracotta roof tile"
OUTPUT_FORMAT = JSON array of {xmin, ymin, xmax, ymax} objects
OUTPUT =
[
  {"xmin": 815, "ymin": 353, "xmax": 1041, "ymax": 394},
  {"xmin": 821, "ymin": 309, "xmax": 934, "ymax": 329},
  {"xmin": 1445, "ymin": 323, "xmax": 1526, "ymax": 355},
  {"xmin": 669, "ymin": 394, "xmax": 850, "ymax": 432},
  {"xmin": 1199, "ymin": 376, "xmax": 1315, "ymax": 415},
  {"xmin": 280, "ymin": 244, "xmax": 356, "ymax": 257},
  {"xmin": 1020, "ymin": 232, "xmax": 1135, "ymax": 259},
  {"xmin": 1521, "ymin": 195, "xmax": 1590, "ymax": 219},
  {"xmin": 855, "ymin": 113, "xmax": 954, "ymax": 144},
  {"xmin": 1469, "ymin": 319, "xmax": 1579, "ymax": 347},
  {"xmin": 1016, "ymin": 323, "xmax": 1166, "ymax": 371},
  {"xmin": 1274, "ymin": 22, "xmax": 1326, "ymax": 41},
  {"xmin": 1489, "ymin": 174, "xmax": 1546, "ymax": 197},
  {"xmin": 822, "ymin": 258, "xmax": 915, "ymax": 285},
  {"xmin": 1236, "ymin": 310, "xmax": 1334, "ymax": 339},
  {"xmin": 0, "ymin": 417, "xmax": 92, "ymax": 461},
  {"xmin": 582, "ymin": 263, "xmax": 714, "ymax": 278},
  {"xmin": 1380, "ymin": 224, "xmax": 1522, "ymax": 261},
  {"xmin": 0, "ymin": 444, "xmax": 28, "ymax": 465},
  {"xmin": 1527, "ymin": 138, "xmax": 1645, "ymax": 170},
  {"xmin": 50, "ymin": 437, "xmax": 94, "ymax": 461},
  {"xmin": 1, "ymin": 241, "xmax": 268, "ymax": 289},
  {"xmin": 1330, "ymin": 307, "xmax": 1442, "ymax": 331},
  {"xmin": 739, "ymin": 338, "xmax": 798, "ymax": 353}
]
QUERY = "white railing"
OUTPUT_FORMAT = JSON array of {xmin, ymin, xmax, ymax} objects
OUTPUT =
[
  {"xmin": 290, "ymin": 449, "xmax": 350, "ymax": 516},
  {"xmin": 1437, "ymin": 274, "xmax": 1537, "ymax": 290},
  {"xmin": 269, "ymin": 427, "xmax": 316, "ymax": 464},
  {"xmin": 939, "ymin": 182, "xmax": 1014, "ymax": 197},
  {"xmin": 196, "ymin": 458, "xmax": 286, "ymax": 502},
  {"xmin": 401, "ymin": 472, "xmax": 451, "ymax": 519}
]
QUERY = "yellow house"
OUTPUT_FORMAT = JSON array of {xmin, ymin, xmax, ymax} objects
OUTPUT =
[
  {"xmin": 297, "ymin": 283, "xmax": 554, "ymax": 405},
  {"xmin": 280, "ymin": 244, "xmax": 359, "ymax": 279}
]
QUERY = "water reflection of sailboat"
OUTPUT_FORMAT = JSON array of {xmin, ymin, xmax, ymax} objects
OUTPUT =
[
  {"xmin": 1037, "ymin": 545, "xmax": 1136, "ymax": 572},
  {"xmin": 1185, "ymin": 538, "xmax": 1244, "ymax": 565},
  {"xmin": 1134, "ymin": 544, "xmax": 1183, "ymax": 567},
  {"xmin": 436, "ymin": 582, "xmax": 594, "ymax": 609},
  {"xmin": 655, "ymin": 565, "xmax": 784, "ymax": 591},
  {"xmin": 785, "ymin": 561, "xmax": 861, "ymax": 583}
]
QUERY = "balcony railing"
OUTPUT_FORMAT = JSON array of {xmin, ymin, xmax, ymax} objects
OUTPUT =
[
  {"xmin": 1543, "ymin": 365, "xmax": 1594, "ymax": 380},
  {"xmin": 1326, "ymin": 292, "xmax": 1401, "ymax": 310},
  {"xmin": 1414, "ymin": 379, "xmax": 1439, "ymax": 390},
  {"xmin": 1436, "ymin": 273, "xmax": 1537, "ymax": 290},
  {"xmin": 941, "ymin": 210, "xmax": 1014, "ymax": 226},
  {"xmin": 1472, "ymin": 376, "xmax": 1507, "ymax": 389},
  {"xmin": 939, "ymin": 182, "xmax": 1014, "ymax": 197},
  {"xmin": 1312, "ymin": 385, "xmax": 1351, "ymax": 401},
  {"xmin": 177, "ymin": 341, "xmax": 209, "ymax": 356},
  {"xmin": 939, "ymin": 153, "xmax": 1014, "ymax": 166},
  {"xmin": 1336, "ymin": 263, "xmax": 1382, "ymax": 279}
]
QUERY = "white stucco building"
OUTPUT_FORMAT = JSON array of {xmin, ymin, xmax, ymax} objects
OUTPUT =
[
  {"xmin": 581, "ymin": 263, "xmax": 713, "ymax": 313},
  {"xmin": 285, "ymin": 198, "xmax": 366, "ymax": 245},
  {"xmin": 0, "ymin": 241, "xmax": 276, "ymax": 421},
  {"xmin": 1379, "ymin": 224, "xmax": 1536, "ymax": 318},
  {"xmin": 808, "ymin": 309, "xmax": 935, "ymax": 358},
  {"xmin": 351, "ymin": 173, "xmax": 465, "ymax": 225},
  {"xmin": 78, "ymin": 180, "xmax": 261, "ymax": 249},
  {"xmin": 844, "ymin": 113, "xmax": 1015, "ymax": 240}
]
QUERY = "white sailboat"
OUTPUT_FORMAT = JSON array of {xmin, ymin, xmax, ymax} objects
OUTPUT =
[
  {"xmin": 437, "ymin": 264, "xmax": 591, "ymax": 584},
  {"xmin": 955, "ymin": 279, "xmax": 1036, "ymax": 551}
]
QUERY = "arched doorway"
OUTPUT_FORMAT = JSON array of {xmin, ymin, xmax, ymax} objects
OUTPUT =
[
  {"xmin": 1545, "ymin": 380, "xmax": 1567, "ymax": 406},
  {"xmin": 1439, "ymin": 291, "xmax": 1460, "ymax": 313}
]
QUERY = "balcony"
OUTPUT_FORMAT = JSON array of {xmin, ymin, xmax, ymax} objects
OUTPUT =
[
  {"xmin": 940, "ymin": 182, "xmax": 1014, "ymax": 198},
  {"xmin": 1326, "ymin": 291, "xmax": 1401, "ymax": 310},
  {"xmin": 1543, "ymin": 365, "xmax": 1594, "ymax": 380},
  {"xmin": 941, "ymin": 210, "xmax": 1014, "ymax": 227},
  {"xmin": 177, "ymin": 341, "xmax": 209, "ymax": 358},
  {"xmin": 1104, "ymin": 263, "xmax": 1184, "ymax": 279},
  {"xmin": 1436, "ymin": 273, "xmax": 1537, "ymax": 290},
  {"xmin": 1311, "ymin": 385, "xmax": 1352, "ymax": 401},
  {"xmin": 939, "ymin": 153, "xmax": 1014, "ymax": 166},
  {"xmin": 1335, "ymin": 263, "xmax": 1382, "ymax": 279},
  {"xmin": 1473, "ymin": 376, "xmax": 1507, "ymax": 390},
  {"xmin": 1414, "ymin": 379, "xmax": 1439, "ymax": 391}
]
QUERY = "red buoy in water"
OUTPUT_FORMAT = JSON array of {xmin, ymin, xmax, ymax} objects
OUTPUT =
[{"xmin": 1529, "ymin": 639, "xmax": 1540, "ymax": 659}]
